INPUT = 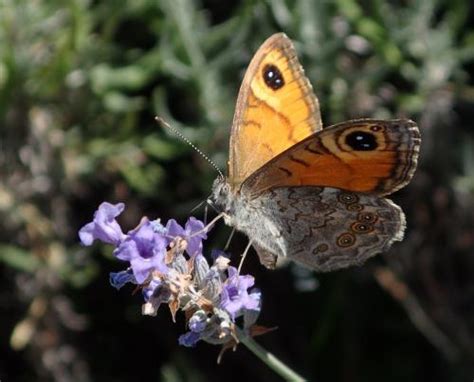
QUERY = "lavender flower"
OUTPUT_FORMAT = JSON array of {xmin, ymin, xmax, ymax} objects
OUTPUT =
[
  {"xmin": 79, "ymin": 202, "xmax": 266, "ymax": 350},
  {"xmin": 166, "ymin": 217, "xmax": 207, "ymax": 257},
  {"xmin": 114, "ymin": 219, "xmax": 168, "ymax": 283},
  {"xmin": 79, "ymin": 202, "xmax": 126, "ymax": 246},
  {"xmin": 178, "ymin": 331, "xmax": 202, "ymax": 347},
  {"xmin": 109, "ymin": 269, "xmax": 136, "ymax": 290},
  {"xmin": 220, "ymin": 267, "xmax": 261, "ymax": 320}
]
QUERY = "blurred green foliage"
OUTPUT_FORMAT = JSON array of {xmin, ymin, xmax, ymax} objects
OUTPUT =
[{"xmin": 1, "ymin": 0, "xmax": 474, "ymax": 381}]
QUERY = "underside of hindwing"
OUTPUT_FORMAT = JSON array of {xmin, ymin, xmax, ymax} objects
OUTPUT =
[{"xmin": 233, "ymin": 186, "xmax": 405, "ymax": 271}]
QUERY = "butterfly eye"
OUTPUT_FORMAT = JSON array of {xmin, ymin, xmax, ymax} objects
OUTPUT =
[
  {"xmin": 262, "ymin": 64, "xmax": 285, "ymax": 90},
  {"xmin": 345, "ymin": 131, "xmax": 378, "ymax": 151},
  {"xmin": 222, "ymin": 184, "xmax": 230, "ymax": 194}
]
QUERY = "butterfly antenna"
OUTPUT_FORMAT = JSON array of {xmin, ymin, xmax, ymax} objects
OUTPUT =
[
  {"xmin": 155, "ymin": 116, "xmax": 224, "ymax": 180},
  {"xmin": 189, "ymin": 199, "xmax": 207, "ymax": 214}
]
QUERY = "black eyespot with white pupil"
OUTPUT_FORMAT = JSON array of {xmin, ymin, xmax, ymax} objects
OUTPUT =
[
  {"xmin": 345, "ymin": 131, "xmax": 378, "ymax": 151},
  {"xmin": 262, "ymin": 64, "xmax": 285, "ymax": 90}
]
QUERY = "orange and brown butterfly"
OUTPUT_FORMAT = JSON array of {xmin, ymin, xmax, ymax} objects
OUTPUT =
[{"xmin": 211, "ymin": 33, "xmax": 420, "ymax": 271}]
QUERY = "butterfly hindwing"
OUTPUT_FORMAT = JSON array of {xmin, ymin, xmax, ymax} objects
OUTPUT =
[
  {"xmin": 284, "ymin": 188, "xmax": 404, "ymax": 271},
  {"xmin": 242, "ymin": 187, "xmax": 405, "ymax": 271}
]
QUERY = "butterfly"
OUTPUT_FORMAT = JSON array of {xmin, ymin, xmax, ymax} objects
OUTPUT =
[{"xmin": 211, "ymin": 33, "xmax": 420, "ymax": 271}]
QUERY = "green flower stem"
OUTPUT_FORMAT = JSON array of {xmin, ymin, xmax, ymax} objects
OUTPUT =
[{"xmin": 237, "ymin": 330, "xmax": 307, "ymax": 382}]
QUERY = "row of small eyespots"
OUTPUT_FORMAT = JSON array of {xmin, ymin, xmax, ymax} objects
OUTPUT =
[
  {"xmin": 337, "ymin": 214, "xmax": 379, "ymax": 247},
  {"xmin": 317, "ymin": 210, "xmax": 379, "ymax": 250},
  {"xmin": 315, "ymin": 212, "xmax": 378, "ymax": 251},
  {"xmin": 337, "ymin": 193, "xmax": 380, "ymax": 247}
]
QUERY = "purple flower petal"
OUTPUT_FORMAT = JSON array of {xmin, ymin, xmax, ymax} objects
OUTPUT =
[
  {"xmin": 188, "ymin": 310, "xmax": 207, "ymax": 333},
  {"xmin": 142, "ymin": 278, "xmax": 163, "ymax": 301},
  {"xmin": 165, "ymin": 217, "xmax": 206, "ymax": 257},
  {"xmin": 109, "ymin": 269, "xmax": 136, "ymax": 290},
  {"xmin": 165, "ymin": 219, "xmax": 184, "ymax": 238},
  {"xmin": 178, "ymin": 331, "xmax": 201, "ymax": 347},
  {"xmin": 184, "ymin": 217, "xmax": 206, "ymax": 256},
  {"xmin": 114, "ymin": 219, "xmax": 168, "ymax": 283},
  {"xmin": 79, "ymin": 202, "xmax": 126, "ymax": 246},
  {"xmin": 220, "ymin": 267, "xmax": 261, "ymax": 319},
  {"xmin": 150, "ymin": 219, "xmax": 167, "ymax": 235}
]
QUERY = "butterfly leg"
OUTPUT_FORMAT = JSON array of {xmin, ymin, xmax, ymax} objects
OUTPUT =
[
  {"xmin": 224, "ymin": 228, "xmax": 236, "ymax": 251},
  {"xmin": 237, "ymin": 240, "xmax": 254, "ymax": 274}
]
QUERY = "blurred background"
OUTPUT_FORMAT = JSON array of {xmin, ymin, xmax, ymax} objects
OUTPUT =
[{"xmin": 1, "ymin": 0, "xmax": 474, "ymax": 381}]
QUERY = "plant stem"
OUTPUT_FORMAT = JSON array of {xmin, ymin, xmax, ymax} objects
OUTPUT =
[{"xmin": 237, "ymin": 330, "xmax": 307, "ymax": 381}]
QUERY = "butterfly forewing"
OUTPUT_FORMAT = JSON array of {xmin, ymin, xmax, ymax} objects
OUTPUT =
[
  {"xmin": 241, "ymin": 119, "xmax": 420, "ymax": 197},
  {"xmin": 229, "ymin": 33, "xmax": 322, "ymax": 189}
]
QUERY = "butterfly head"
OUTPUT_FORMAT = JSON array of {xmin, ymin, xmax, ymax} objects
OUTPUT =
[{"xmin": 211, "ymin": 177, "xmax": 233, "ymax": 213}]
